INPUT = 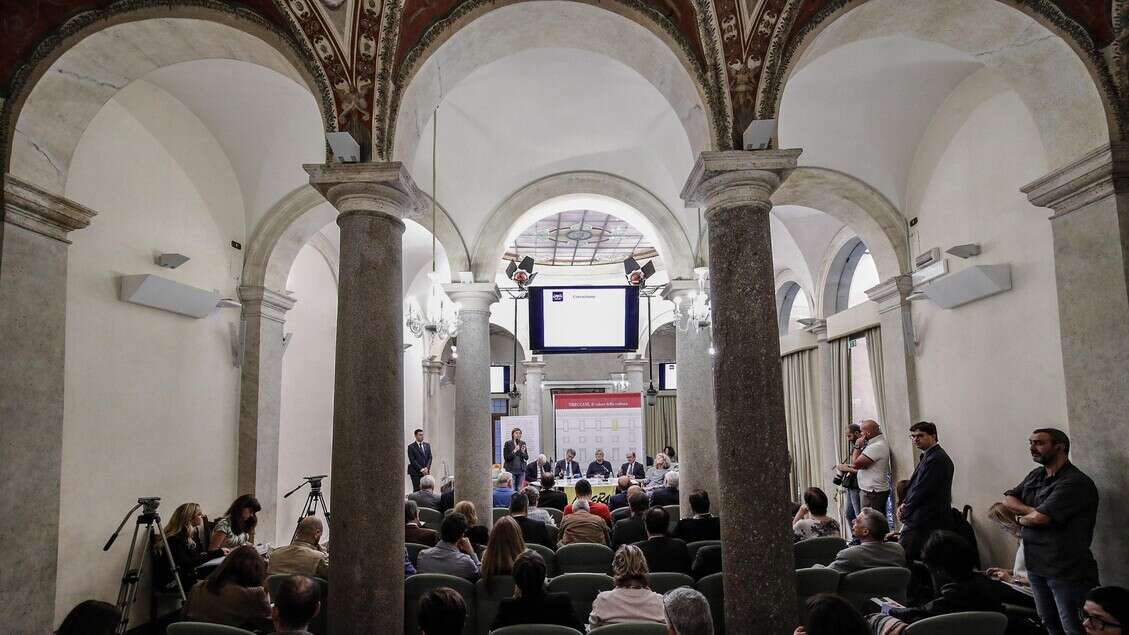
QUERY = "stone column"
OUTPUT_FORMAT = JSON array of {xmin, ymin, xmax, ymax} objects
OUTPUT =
[
  {"xmin": 662, "ymin": 280, "xmax": 720, "ymax": 512},
  {"xmin": 0, "ymin": 174, "xmax": 96, "ymax": 633},
  {"xmin": 305, "ymin": 162, "xmax": 423, "ymax": 632},
  {"xmin": 865, "ymin": 276, "xmax": 918, "ymax": 483},
  {"xmin": 623, "ymin": 356, "xmax": 649, "ymax": 393},
  {"xmin": 682, "ymin": 150, "xmax": 800, "ymax": 633},
  {"xmin": 237, "ymin": 285, "xmax": 296, "ymax": 542},
  {"xmin": 521, "ymin": 358, "xmax": 548, "ymax": 454},
  {"xmin": 443, "ymin": 283, "xmax": 500, "ymax": 522},
  {"xmin": 422, "ymin": 358, "xmax": 451, "ymax": 480},
  {"xmin": 807, "ymin": 319, "xmax": 842, "ymax": 513},
  {"xmin": 1022, "ymin": 143, "xmax": 1129, "ymax": 586}
]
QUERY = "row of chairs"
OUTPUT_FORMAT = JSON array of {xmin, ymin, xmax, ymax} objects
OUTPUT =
[
  {"xmin": 406, "ymin": 540, "xmax": 722, "ymax": 576},
  {"xmin": 417, "ymin": 504, "xmax": 684, "ymax": 533}
]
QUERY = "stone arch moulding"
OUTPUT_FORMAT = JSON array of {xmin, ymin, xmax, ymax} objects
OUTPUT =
[
  {"xmin": 757, "ymin": 0, "xmax": 1123, "ymax": 161},
  {"xmin": 243, "ymin": 184, "xmax": 472, "ymax": 294},
  {"xmin": 383, "ymin": 0, "xmax": 725, "ymax": 168},
  {"xmin": 1, "ymin": 2, "xmax": 338, "ymax": 196},
  {"xmin": 470, "ymin": 171, "xmax": 697, "ymax": 283}
]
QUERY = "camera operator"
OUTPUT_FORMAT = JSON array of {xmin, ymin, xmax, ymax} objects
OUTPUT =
[{"xmin": 835, "ymin": 424, "xmax": 863, "ymax": 535}]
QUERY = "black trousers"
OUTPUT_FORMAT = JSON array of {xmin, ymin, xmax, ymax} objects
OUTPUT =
[
  {"xmin": 898, "ymin": 525, "xmax": 932, "ymax": 563},
  {"xmin": 410, "ymin": 473, "xmax": 422, "ymax": 492},
  {"xmin": 860, "ymin": 489, "xmax": 889, "ymax": 515}
]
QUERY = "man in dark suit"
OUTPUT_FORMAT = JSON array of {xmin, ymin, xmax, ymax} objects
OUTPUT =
[
  {"xmin": 672, "ymin": 489, "xmax": 720, "ymax": 543},
  {"xmin": 508, "ymin": 492, "xmax": 554, "ymax": 548},
  {"xmin": 538, "ymin": 475, "xmax": 568, "ymax": 511},
  {"xmin": 637, "ymin": 507, "xmax": 691, "ymax": 574},
  {"xmin": 898, "ymin": 421, "xmax": 955, "ymax": 561},
  {"xmin": 554, "ymin": 449, "xmax": 581, "ymax": 480},
  {"xmin": 407, "ymin": 428, "xmax": 432, "ymax": 492},
  {"xmin": 405, "ymin": 500, "xmax": 438, "ymax": 546},
  {"xmin": 607, "ymin": 477, "xmax": 633, "ymax": 511},
  {"xmin": 611, "ymin": 492, "xmax": 649, "ymax": 550},
  {"xmin": 586, "ymin": 449, "xmax": 614, "ymax": 479},
  {"xmin": 618, "ymin": 451, "xmax": 646, "ymax": 480},
  {"xmin": 525, "ymin": 454, "xmax": 551, "ymax": 485},
  {"xmin": 649, "ymin": 471, "xmax": 680, "ymax": 507}
]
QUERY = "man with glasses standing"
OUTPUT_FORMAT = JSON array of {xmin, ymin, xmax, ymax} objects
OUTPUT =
[
  {"xmin": 897, "ymin": 421, "xmax": 954, "ymax": 562},
  {"xmin": 1002, "ymin": 428, "xmax": 1099, "ymax": 635}
]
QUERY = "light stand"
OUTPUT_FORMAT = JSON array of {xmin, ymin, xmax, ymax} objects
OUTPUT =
[{"xmin": 103, "ymin": 497, "xmax": 185, "ymax": 635}]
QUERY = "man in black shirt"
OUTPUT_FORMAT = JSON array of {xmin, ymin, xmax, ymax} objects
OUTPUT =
[
  {"xmin": 611, "ymin": 493, "xmax": 649, "ymax": 550},
  {"xmin": 1002, "ymin": 428, "xmax": 1098, "ymax": 635},
  {"xmin": 898, "ymin": 421, "xmax": 954, "ymax": 561},
  {"xmin": 538, "ymin": 475, "xmax": 568, "ymax": 511},
  {"xmin": 672, "ymin": 489, "xmax": 720, "ymax": 543}
]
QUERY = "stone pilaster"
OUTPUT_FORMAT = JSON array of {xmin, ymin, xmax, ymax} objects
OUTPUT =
[
  {"xmin": 682, "ymin": 150, "xmax": 800, "ymax": 633},
  {"xmin": 623, "ymin": 356, "xmax": 649, "ymax": 393},
  {"xmin": 422, "ymin": 358, "xmax": 450, "ymax": 481},
  {"xmin": 306, "ymin": 162, "xmax": 423, "ymax": 632},
  {"xmin": 662, "ymin": 280, "xmax": 720, "ymax": 513},
  {"xmin": 1022, "ymin": 143, "xmax": 1129, "ymax": 586},
  {"xmin": 865, "ymin": 275, "xmax": 918, "ymax": 484},
  {"xmin": 806, "ymin": 319, "xmax": 842, "ymax": 515},
  {"xmin": 0, "ymin": 174, "xmax": 96, "ymax": 633},
  {"xmin": 521, "ymin": 359, "xmax": 547, "ymax": 455},
  {"xmin": 443, "ymin": 283, "xmax": 500, "ymax": 524},
  {"xmin": 237, "ymin": 285, "xmax": 296, "ymax": 542}
]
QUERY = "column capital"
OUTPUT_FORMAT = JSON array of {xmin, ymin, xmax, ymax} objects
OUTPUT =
[
  {"xmin": 802, "ymin": 318, "xmax": 829, "ymax": 340},
  {"xmin": 304, "ymin": 162, "xmax": 426, "ymax": 221},
  {"xmin": 442, "ymin": 283, "xmax": 499, "ymax": 312},
  {"xmin": 661, "ymin": 278, "xmax": 705, "ymax": 303},
  {"xmin": 520, "ymin": 359, "xmax": 547, "ymax": 374},
  {"xmin": 1021, "ymin": 143, "xmax": 1129, "ymax": 219},
  {"xmin": 4, "ymin": 173, "xmax": 96, "ymax": 244},
  {"xmin": 681, "ymin": 150, "xmax": 802, "ymax": 212},
  {"xmin": 622, "ymin": 356, "xmax": 649, "ymax": 371},
  {"xmin": 238, "ymin": 285, "xmax": 296, "ymax": 324},
  {"xmin": 865, "ymin": 275, "xmax": 914, "ymax": 314},
  {"xmin": 422, "ymin": 358, "xmax": 445, "ymax": 374}
]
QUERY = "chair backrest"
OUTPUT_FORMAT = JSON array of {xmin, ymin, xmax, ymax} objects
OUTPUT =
[
  {"xmin": 691, "ymin": 545, "xmax": 722, "ymax": 580},
  {"xmin": 404, "ymin": 573, "xmax": 477, "ymax": 635},
  {"xmin": 526, "ymin": 544, "xmax": 557, "ymax": 575},
  {"xmin": 493, "ymin": 507, "xmax": 511, "ymax": 524},
  {"xmin": 546, "ymin": 508, "xmax": 564, "ymax": 525},
  {"xmin": 686, "ymin": 540, "xmax": 720, "ymax": 564},
  {"xmin": 611, "ymin": 507, "xmax": 632, "ymax": 521},
  {"xmin": 546, "ymin": 573, "xmax": 614, "ymax": 624},
  {"xmin": 839, "ymin": 566, "xmax": 911, "ymax": 613},
  {"xmin": 546, "ymin": 524, "xmax": 559, "ymax": 547},
  {"xmin": 555, "ymin": 543, "xmax": 614, "ymax": 574},
  {"xmin": 406, "ymin": 542, "xmax": 430, "ymax": 567},
  {"xmin": 662, "ymin": 505, "xmax": 680, "ymax": 520},
  {"xmin": 795, "ymin": 567, "xmax": 843, "ymax": 623},
  {"xmin": 167, "ymin": 624, "xmax": 256, "ymax": 635},
  {"xmin": 793, "ymin": 536, "xmax": 848, "ymax": 569},
  {"xmin": 647, "ymin": 572, "xmax": 695, "ymax": 594},
  {"xmin": 904, "ymin": 611, "xmax": 1008, "ymax": 635},
  {"xmin": 475, "ymin": 575, "xmax": 516, "ymax": 635},
  {"xmin": 589, "ymin": 622, "xmax": 669, "ymax": 634},
  {"xmin": 419, "ymin": 507, "xmax": 444, "ymax": 527},
  {"xmin": 491, "ymin": 625, "xmax": 584, "ymax": 635},
  {"xmin": 696, "ymin": 572, "xmax": 724, "ymax": 634}
]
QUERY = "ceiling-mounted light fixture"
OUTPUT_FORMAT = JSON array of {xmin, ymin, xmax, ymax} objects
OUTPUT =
[{"xmin": 645, "ymin": 382, "xmax": 659, "ymax": 407}]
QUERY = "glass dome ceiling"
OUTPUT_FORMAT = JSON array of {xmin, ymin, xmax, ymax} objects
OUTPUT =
[{"xmin": 505, "ymin": 210, "xmax": 658, "ymax": 266}]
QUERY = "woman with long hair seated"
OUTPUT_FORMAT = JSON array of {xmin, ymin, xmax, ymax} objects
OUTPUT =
[
  {"xmin": 588, "ymin": 544, "xmax": 666, "ymax": 630},
  {"xmin": 182, "ymin": 544, "xmax": 271, "ymax": 631},
  {"xmin": 209, "ymin": 494, "xmax": 261, "ymax": 550},
  {"xmin": 492, "ymin": 550, "xmax": 582, "ymax": 631},
  {"xmin": 155, "ymin": 502, "xmax": 227, "ymax": 591},
  {"xmin": 453, "ymin": 500, "xmax": 490, "ymax": 547},
  {"xmin": 481, "ymin": 516, "xmax": 525, "ymax": 586}
]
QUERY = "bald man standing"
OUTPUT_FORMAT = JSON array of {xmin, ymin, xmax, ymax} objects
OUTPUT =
[
  {"xmin": 838, "ymin": 419, "xmax": 891, "ymax": 515},
  {"xmin": 268, "ymin": 517, "xmax": 330, "ymax": 579}
]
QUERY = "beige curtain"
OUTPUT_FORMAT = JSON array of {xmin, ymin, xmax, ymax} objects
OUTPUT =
[
  {"xmin": 782, "ymin": 349, "xmax": 822, "ymax": 499},
  {"xmin": 830, "ymin": 336, "xmax": 852, "ymax": 459},
  {"xmin": 645, "ymin": 395, "xmax": 677, "ymax": 459},
  {"xmin": 864, "ymin": 327, "xmax": 887, "ymax": 428}
]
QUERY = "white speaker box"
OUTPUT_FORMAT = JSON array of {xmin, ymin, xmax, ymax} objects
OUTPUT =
[{"xmin": 119, "ymin": 274, "xmax": 220, "ymax": 318}]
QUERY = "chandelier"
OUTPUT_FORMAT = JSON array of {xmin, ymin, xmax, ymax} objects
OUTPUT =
[
  {"xmin": 406, "ymin": 106, "xmax": 459, "ymax": 349},
  {"xmin": 672, "ymin": 266, "xmax": 712, "ymax": 334}
]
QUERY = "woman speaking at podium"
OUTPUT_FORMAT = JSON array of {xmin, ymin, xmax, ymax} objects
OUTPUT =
[{"xmin": 503, "ymin": 428, "xmax": 529, "ymax": 488}]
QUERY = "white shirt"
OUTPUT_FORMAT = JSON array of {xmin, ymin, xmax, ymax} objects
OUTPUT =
[{"xmin": 857, "ymin": 434, "xmax": 890, "ymax": 492}]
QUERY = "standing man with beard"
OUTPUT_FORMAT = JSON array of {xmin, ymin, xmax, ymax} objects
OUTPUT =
[{"xmin": 1002, "ymin": 428, "xmax": 1099, "ymax": 635}]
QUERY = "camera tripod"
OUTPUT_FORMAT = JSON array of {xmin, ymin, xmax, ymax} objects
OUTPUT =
[
  {"xmin": 103, "ymin": 497, "xmax": 185, "ymax": 635},
  {"xmin": 284, "ymin": 475, "xmax": 330, "ymax": 541}
]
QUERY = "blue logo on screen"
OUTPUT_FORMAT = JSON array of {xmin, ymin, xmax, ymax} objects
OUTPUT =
[{"xmin": 552, "ymin": 292, "xmax": 564, "ymax": 302}]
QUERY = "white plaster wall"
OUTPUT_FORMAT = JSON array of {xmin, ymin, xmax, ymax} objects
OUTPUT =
[
  {"xmin": 906, "ymin": 68, "xmax": 1067, "ymax": 568},
  {"xmin": 57, "ymin": 80, "xmax": 245, "ymax": 624},
  {"xmin": 278, "ymin": 245, "xmax": 338, "ymax": 539}
]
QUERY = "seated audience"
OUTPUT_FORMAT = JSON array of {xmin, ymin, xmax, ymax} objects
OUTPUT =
[
  {"xmin": 539, "ymin": 475, "xmax": 568, "ymax": 511},
  {"xmin": 482, "ymin": 516, "xmax": 526, "ymax": 584},
  {"xmin": 620, "ymin": 450, "xmax": 647, "ymax": 480},
  {"xmin": 409, "ymin": 475, "xmax": 442, "ymax": 510},
  {"xmin": 523, "ymin": 486, "xmax": 557, "ymax": 527},
  {"xmin": 417, "ymin": 587, "xmax": 467, "ymax": 635},
  {"xmin": 868, "ymin": 531, "xmax": 1002, "ymax": 632},
  {"xmin": 1082, "ymin": 586, "xmax": 1129, "ymax": 635},
  {"xmin": 453, "ymin": 500, "xmax": 490, "ymax": 547},
  {"xmin": 587, "ymin": 449, "xmax": 616, "ymax": 479},
  {"xmin": 209, "ymin": 494, "xmax": 261, "ymax": 550},
  {"xmin": 270, "ymin": 575, "xmax": 321, "ymax": 634},
  {"xmin": 559, "ymin": 498, "xmax": 610, "ymax": 546},
  {"xmin": 416, "ymin": 512, "xmax": 482, "ymax": 582},
  {"xmin": 493, "ymin": 472, "xmax": 517, "ymax": 507},
  {"xmin": 438, "ymin": 477, "xmax": 456, "ymax": 513},
  {"xmin": 589, "ymin": 544, "xmax": 667, "ymax": 630},
  {"xmin": 183, "ymin": 544, "xmax": 272, "ymax": 631},
  {"xmin": 650, "ymin": 471, "xmax": 681, "ymax": 507},
  {"xmin": 508, "ymin": 492, "xmax": 554, "ymax": 547},
  {"xmin": 56, "ymin": 600, "xmax": 119, "ymax": 635},
  {"xmin": 637, "ymin": 506, "xmax": 691, "ymax": 574},
  {"xmin": 673, "ymin": 489, "xmax": 721, "ymax": 543},
  {"xmin": 405, "ymin": 500, "xmax": 439, "ymax": 547},
  {"xmin": 526, "ymin": 453, "xmax": 552, "ymax": 484},
  {"xmin": 983, "ymin": 502, "xmax": 1035, "ymax": 608},
  {"xmin": 612, "ymin": 492, "xmax": 651, "ymax": 550},
  {"xmin": 267, "ymin": 516, "xmax": 329, "ymax": 579},
  {"xmin": 646, "ymin": 453, "xmax": 673, "ymax": 488},
  {"xmin": 691, "ymin": 545, "xmax": 722, "ymax": 580},
  {"xmin": 405, "ymin": 548, "xmax": 416, "ymax": 576},
  {"xmin": 492, "ymin": 550, "xmax": 583, "ymax": 631},
  {"xmin": 608, "ymin": 476, "xmax": 634, "ymax": 510},
  {"xmin": 664, "ymin": 446, "xmax": 677, "ymax": 463},
  {"xmin": 793, "ymin": 593, "xmax": 867, "ymax": 635},
  {"xmin": 826, "ymin": 509, "xmax": 905, "ymax": 574},
  {"xmin": 664, "ymin": 587, "xmax": 714, "ymax": 635},
  {"xmin": 156, "ymin": 502, "xmax": 226, "ymax": 591},
  {"xmin": 793, "ymin": 487, "xmax": 841, "ymax": 542},
  {"xmin": 564, "ymin": 479, "xmax": 613, "ymax": 525}
]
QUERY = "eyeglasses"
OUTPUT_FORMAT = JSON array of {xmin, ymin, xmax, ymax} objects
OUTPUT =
[{"xmin": 1080, "ymin": 609, "xmax": 1122, "ymax": 631}]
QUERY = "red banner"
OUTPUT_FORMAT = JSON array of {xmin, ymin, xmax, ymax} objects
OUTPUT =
[{"xmin": 553, "ymin": 392, "xmax": 641, "ymax": 410}]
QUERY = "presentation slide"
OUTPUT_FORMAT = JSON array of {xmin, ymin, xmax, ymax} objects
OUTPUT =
[
  {"xmin": 554, "ymin": 393, "xmax": 644, "ymax": 477},
  {"xmin": 541, "ymin": 288, "xmax": 627, "ymax": 348}
]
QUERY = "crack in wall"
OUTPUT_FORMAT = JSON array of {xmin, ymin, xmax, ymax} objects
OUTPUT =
[
  {"xmin": 16, "ymin": 129, "xmax": 63, "ymax": 178},
  {"xmin": 53, "ymin": 68, "xmax": 128, "ymax": 91}
]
